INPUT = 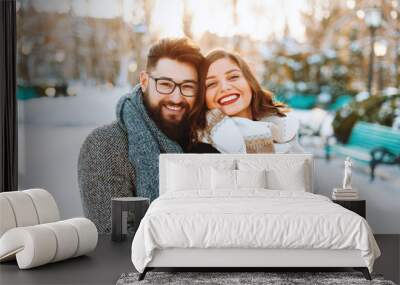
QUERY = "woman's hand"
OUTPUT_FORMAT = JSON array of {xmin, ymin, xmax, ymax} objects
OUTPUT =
[
  {"xmin": 262, "ymin": 113, "xmax": 300, "ymax": 143},
  {"xmin": 269, "ymin": 122, "xmax": 281, "ymax": 142},
  {"xmin": 205, "ymin": 108, "xmax": 225, "ymax": 128},
  {"xmin": 202, "ymin": 109, "xmax": 247, "ymax": 153}
]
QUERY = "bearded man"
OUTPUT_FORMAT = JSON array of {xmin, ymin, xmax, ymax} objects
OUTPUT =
[{"xmin": 78, "ymin": 38, "xmax": 216, "ymax": 233}]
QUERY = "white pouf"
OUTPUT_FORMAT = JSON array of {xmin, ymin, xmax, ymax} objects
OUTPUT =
[
  {"xmin": 0, "ymin": 189, "xmax": 98, "ymax": 269},
  {"xmin": 0, "ymin": 218, "xmax": 98, "ymax": 269}
]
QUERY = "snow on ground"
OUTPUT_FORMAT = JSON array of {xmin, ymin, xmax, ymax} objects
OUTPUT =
[
  {"xmin": 18, "ymin": 84, "xmax": 131, "ymax": 218},
  {"xmin": 18, "ymin": 84, "xmax": 132, "ymax": 126},
  {"xmin": 291, "ymin": 108, "xmax": 334, "ymax": 137},
  {"xmin": 18, "ymin": 125, "xmax": 92, "ymax": 218}
]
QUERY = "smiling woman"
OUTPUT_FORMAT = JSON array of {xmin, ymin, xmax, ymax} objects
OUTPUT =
[
  {"xmin": 205, "ymin": 58, "xmax": 253, "ymax": 119},
  {"xmin": 194, "ymin": 49, "xmax": 303, "ymax": 154}
]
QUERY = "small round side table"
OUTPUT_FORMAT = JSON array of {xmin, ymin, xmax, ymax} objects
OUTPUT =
[{"xmin": 111, "ymin": 197, "xmax": 149, "ymax": 242}]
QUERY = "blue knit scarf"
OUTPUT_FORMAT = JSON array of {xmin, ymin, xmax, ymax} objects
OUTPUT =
[{"xmin": 116, "ymin": 85, "xmax": 183, "ymax": 201}]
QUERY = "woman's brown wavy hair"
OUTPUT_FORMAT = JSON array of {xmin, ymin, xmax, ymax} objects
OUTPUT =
[{"xmin": 188, "ymin": 49, "xmax": 289, "ymax": 146}]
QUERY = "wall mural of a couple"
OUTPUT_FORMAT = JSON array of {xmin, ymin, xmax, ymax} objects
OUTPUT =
[{"xmin": 78, "ymin": 38, "xmax": 303, "ymax": 233}]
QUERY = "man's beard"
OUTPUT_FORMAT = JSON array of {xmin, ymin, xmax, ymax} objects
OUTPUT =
[{"xmin": 143, "ymin": 95, "xmax": 190, "ymax": 143}]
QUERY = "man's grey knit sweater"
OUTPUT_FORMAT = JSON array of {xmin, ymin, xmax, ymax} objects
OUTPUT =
[
  {"xmin": 78, "ymin": 121, "xmax": 135, "ymax": 234},
  {"xmin": 78, "ymin": 121, "xmax": 218, "ymax": 234}
]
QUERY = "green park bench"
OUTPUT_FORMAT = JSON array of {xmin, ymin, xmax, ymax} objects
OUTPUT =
[
  {"xmin": 328, "ymin": 95, "xmax": 353, "ymax": 111},
  {"xmin": 17, "ymin": 86, "xmax": 39, "ymax": 100},
  {"xmin": 325, "ymin": 121, "xmax": 400, "ymax": 181},
  {"xmin": 287, "ymin": 93, "xmax": 316, "ymax": 110}
]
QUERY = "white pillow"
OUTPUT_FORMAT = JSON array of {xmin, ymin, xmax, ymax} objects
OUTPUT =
[
  {"xmin": 211, "ymin": 169, "xmax": 268, "ymax": 190},
  {"xmin": 236, "ymin": 169, "xmax": 267, "ymax": 189},
  {"xmin": 167, "ymin": 162, "xmax": 210, "ymax": 191},
  {"xmin": 211, "ymin": 168, "xmax": 236, "ymax": 190},
  {"xmin": 166, "ymin": 159, "xmax": 236, "ymax": 192},
  {"xmin": 238, "ymin": 159, "xmax": 308, "ymax": 192},
  {"xmin": 266, "ymin": 168, "xmax": 306, "ymax": 191}
]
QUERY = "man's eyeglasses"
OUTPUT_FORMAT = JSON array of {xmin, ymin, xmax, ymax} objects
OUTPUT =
[{"xmin": 149, "ymin": 75, "xmax": 198, "ymax": 97}]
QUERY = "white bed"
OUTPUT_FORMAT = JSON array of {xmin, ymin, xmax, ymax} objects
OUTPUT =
[{"xmin": 131, "ymin": 154, "xmax": 380, "ymax": 280}]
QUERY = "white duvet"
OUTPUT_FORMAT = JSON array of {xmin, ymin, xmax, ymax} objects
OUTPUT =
[{"xmin": 131, "ymin": 190, "xmax": 380, "ymax": 273}]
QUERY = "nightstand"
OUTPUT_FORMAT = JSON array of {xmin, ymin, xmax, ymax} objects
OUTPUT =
[
  {"xmin": 111, "ymin": 197, "xmax": 150, "ymax": 241},
  {"xmin": 332, "ymin": 199, "xmax": 366, "ymax": 219}
]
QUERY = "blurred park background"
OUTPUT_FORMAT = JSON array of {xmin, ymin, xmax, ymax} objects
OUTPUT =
[{"xmin": 16, "ymin": 0, "xmax": 400, "ymax": 233}]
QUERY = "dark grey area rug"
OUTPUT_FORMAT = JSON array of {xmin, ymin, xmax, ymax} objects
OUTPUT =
[{"xmin": 116, "ymin": 271, "xmax": 396, "ymax": 285}]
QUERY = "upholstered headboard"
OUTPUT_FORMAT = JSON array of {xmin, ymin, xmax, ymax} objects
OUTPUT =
[{"xmin": 159, "ymin": 154, "xmax": 314, "ymax": 195}]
